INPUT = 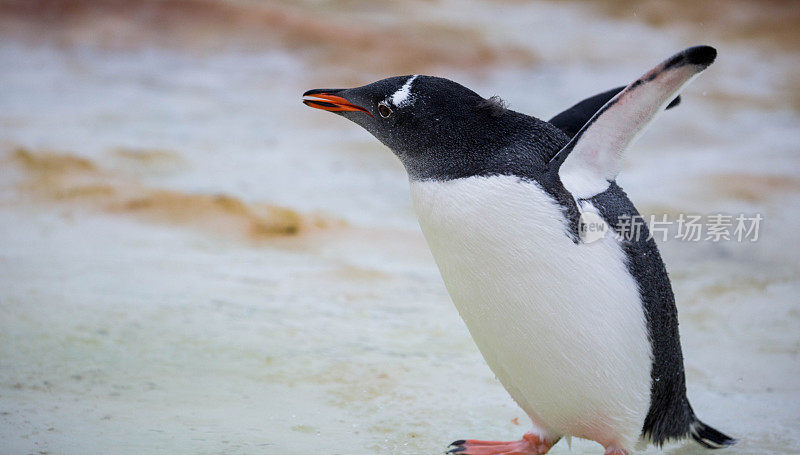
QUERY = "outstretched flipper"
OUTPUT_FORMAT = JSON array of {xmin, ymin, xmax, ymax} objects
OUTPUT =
[
  {"xmin": 549, "ymin": 86, "xmax": 681, "ymax": 139},
  {"xmin": 549, "ymin": 45, "xmax": 716, "ymax": 199}
]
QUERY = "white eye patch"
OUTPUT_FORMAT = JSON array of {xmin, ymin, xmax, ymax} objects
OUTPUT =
[{"xmin": 390, "ymin": 75, "xmax": 419, "ymax": 107}]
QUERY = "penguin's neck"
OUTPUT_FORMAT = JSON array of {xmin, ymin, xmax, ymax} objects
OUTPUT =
[{"xmin": 399, "ymin": 112, "xmax": 569, "ymax": 182}]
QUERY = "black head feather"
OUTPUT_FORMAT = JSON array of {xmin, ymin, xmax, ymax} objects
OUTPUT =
[{"xmin": 476, "ymin": 95, "xmax": 509, "ymax": 117}]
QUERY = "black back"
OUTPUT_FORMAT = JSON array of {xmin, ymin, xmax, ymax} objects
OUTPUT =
[{"xmin": 586, "ymin": 182, "xmax": 695, "ymax": 444}]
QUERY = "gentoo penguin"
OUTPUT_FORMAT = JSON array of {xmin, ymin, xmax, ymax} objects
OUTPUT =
[{"xmin": 302, "ymin": 45, "xmax": 735, "ymax": 454}]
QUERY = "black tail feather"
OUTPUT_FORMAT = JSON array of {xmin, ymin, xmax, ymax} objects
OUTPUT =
[{"xmin": 691, "ymin": 420, "xmax": 737, "ymax": 449}]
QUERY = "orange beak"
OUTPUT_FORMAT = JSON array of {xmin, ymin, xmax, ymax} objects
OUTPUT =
[{"xmin": 302, "ymin": 89, "xmax": 373, "ymax": 117}]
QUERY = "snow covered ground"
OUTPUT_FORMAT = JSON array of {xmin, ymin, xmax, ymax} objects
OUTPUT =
[{"xmin": 1, "ymin": 1, "xmax": 798, "ymax": 453}]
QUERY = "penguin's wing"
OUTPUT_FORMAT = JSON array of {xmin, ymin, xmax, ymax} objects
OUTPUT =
[
  {"xmin": 549, "ymin": 45, "xmax": 716, "ymax": 199},
  {"xmin": 549, "ymin": 86, "xmax": 681, "ymax": 139}
]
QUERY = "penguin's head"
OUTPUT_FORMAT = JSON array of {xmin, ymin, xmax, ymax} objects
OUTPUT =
[{"xmin": 303, "ymin": 75, "xmax": 520, "ymax": 179}]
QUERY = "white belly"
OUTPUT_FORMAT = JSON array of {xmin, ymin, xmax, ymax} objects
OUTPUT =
[{"xmin": 409, "ymin": 175, "xmax": 652, "ymax": 448}]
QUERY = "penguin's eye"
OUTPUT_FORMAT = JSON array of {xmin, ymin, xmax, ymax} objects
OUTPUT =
[{"xmin": 378, "ymin": 101, "xmax": 393, "ymax": 118}]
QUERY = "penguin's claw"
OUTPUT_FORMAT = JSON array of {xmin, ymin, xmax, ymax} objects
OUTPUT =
[{"xmin": 446, "ymin": 433, "xmax": 554, "ymax": 455}]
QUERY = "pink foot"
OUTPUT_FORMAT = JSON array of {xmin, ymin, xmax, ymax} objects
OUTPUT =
[
  {"xmin": 449, "ymin": 433, "xmax": 554, "ymax": 455},
  {"xmin": 604, "ymin": 447, "xmax": 629, "ymax": 455}
]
